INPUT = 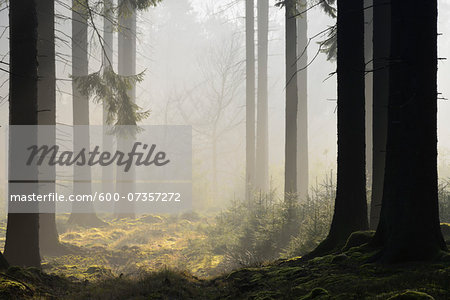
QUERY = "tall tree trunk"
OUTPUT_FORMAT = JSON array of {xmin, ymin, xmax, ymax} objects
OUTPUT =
[
  {"xmin": 372, "ymin": 0, "xmax": 447, "ymax": 262},
  {"xmin": 245, "ymin": 0, "xmax": 256, "ymax": 202},
  {"xmin": 68, "ymin": 0, "xmax": 105, "ymax": 227},
  {"xmin": 4, "ymin": 0, "xmax": 41, "ymax": 267},
  {"xmin": 115, "ymin": 0, "xmax": 137, "ymax": 218},
  {"xmin": 369, "ymin": 0, "xmax": 390, "ymax": 230},
  {"xmin": 308, "ymin": 0, "xmax": 368, "ymax": 257},
  {"xmin": 102, "ymin": 0, "xmax": 115, "ymax": 201},
  {"xmin": 285, "ymin": 0, "xmax": 297, "ymax": 195},
  {"xmin": 365, "ymin": 0, "xmax": 373, "ymax": 192},
  {"xmin": 255, "ymin": 0, "xmax": 269, "ymax": 193},
  {"xmin": 296, "ymin": 0, "xmax": 308, "ymax": 201},
  {"xmin": 37, "ymin": 0, "xmax": 66, "ymax": 255}
]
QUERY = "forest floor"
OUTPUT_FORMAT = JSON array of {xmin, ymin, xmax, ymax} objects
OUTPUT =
[
  {"xmin": 45, "ymin": 212, "xmax": 227, "ymax": 279},
  {"xmin": 0, "ymin": 214, "xmax": 449, "ymax": 299}
]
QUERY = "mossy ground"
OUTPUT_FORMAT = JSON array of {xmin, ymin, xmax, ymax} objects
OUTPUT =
[
  {"xmin": 0, "ymin": 216, "xmax": 448, "ymax": 299},
  {"xmin": 0, "ymin": 245, "xmax": 449, "ymax": 299},
  {"xmin": 41, "ymin": 212, "xmax": 224, "ymax": 279}
]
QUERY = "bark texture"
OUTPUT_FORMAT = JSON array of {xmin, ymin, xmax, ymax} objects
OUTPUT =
[
  {"xmin": 37, "ymin": 0, "xmax": 68, "ymax": 255},
  {"xmin": 369, "ymin": 0, "xmax": 390, "ymax": 230},
  {"xmin": 4, "ymin": 0, "xmax": 41, "ymax": 267},
  {"xmin": 372, "ymin": 0, "xmax": 447, "ymax": 262},
  {"xmin": 115, "ymin": 0, "xmax": 137, "ymax": 218},
  {"xmin": 246, "ymin": 0, "xmax": 256, "ymax": 201},
  {"xmin": 365, "ymin": 0, "xmax": 373, "ymax": 191},
  {"xmin": 68, "ymin": 0, "xmax": 105, "ymax": 227},
  {"xmin": 285, "ymin": 0, "xmax": 298, "ymax": 195},
  {"xmin": 255, "ymin": 0, "xmax": 269, "ymax": 193},
  {"xmin": 296, "ymin": 0, "xmax": 308, "ymax": 201},
  {"xmin": 102, "ymin": 0, "xmax": 115, "ymax": 202},
  {"xmin": 308, "ymin": 0, "xmax": 368, "ymax": 257}
]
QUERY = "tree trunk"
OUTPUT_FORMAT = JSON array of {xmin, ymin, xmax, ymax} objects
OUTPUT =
[
  {"xmin": 296, "ymin": 0, "xmax": 308, "ymax": 201},
  {"xmin": 37, "ymin": 0, "xmax": 67, "ymax": 255},
  {"xmin": 68, "ymin": 0, "xmax": 105, "ymax": 227},
  {"xmin": 4, "ymin": 0, "xmax": 41, "ymax": 267},
  {"xmin": 245, "ymin": 0, "xmax": 256, "ymax": 202},
  {"xmin": 372, "ymin": 0, "xmax": 447, "ymax": 262},
  {"xmin": 308, "ymin": 0, "xmax": 368, "ymax": 257},
  {"xmin": 255, "ymin": 0, "xmax": 269, "ymax": 193},
  {"xmin": 285, "ymin": 0, "xmax": 297, "ymax": 195},
  {"xmin": 102, "ymin": 0, "xmax": 115, "ymax": 201},
  {"xmin": 369, "ymin": 0, "xmax": 390, "ymax": 230},
  {"xmin": 365, "ymin": 0, "xmax": 373, "ymax": 192},
  {"xmin": 115, "ymin": 0, "xmax": 137, "ymax": 218}
]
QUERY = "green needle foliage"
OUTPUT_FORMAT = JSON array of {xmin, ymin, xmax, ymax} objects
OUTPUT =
[
  {"xmin": 69, "ymin": 0, "xmax": 164, "ymax": 138},
  {"xmin": 117, "ymin": 0, "xmax": 162, "ymax": 16},
  {"xmin": 317, "ymin": 0, "xmax": 337, "ymax": 61},
  {"xmin": 72, "ymin": 66, "xmax": 150, "ymax": 136},
  {"xmin": 319, "ymin": 25, "xmax": 337, "ymax": 62},
  {"xmin": 274, "ymin": 0, "xmax": 337, "ymax": 61}
]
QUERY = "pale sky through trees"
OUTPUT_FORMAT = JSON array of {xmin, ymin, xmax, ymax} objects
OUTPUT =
[{"xmin": 0, "ymin": 0, "xmax": 449, "ymax": 201}]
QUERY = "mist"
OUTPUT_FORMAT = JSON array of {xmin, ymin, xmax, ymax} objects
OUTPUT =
[
  {"xmin": 1, "ymin": 0, "xmax": 449, "ymax": 204},
  {"xmin": 0, "ymin": 0, "xmax": 449, "ymax": 297}
]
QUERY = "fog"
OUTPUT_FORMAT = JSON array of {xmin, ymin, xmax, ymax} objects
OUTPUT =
[{"xmin": 0, "ymin": 0, "xmax": 449, "ymax": 205}]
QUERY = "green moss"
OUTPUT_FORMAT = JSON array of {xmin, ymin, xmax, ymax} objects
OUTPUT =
[
  {"xmin": 0, "ymin": 267, "xmax": 75, "ymax": 299},
  {"xmin": 299, "ymin": 287, "xmax": 329, "ymax": 299},
  {"xmin": 84, "ymin": 265, "xmax": 113, "ymax": 278},
  {"xmin": 331, "ymin": 253, "xmax": 348, "ymax": 263},
  {"xmin": 6, "ymin": 266, "xmax": 42, "ymax": 281},
  {"xmin": 0, "ymin": 278, "xmax": 33, "ymax": 299},
  {"xmin": 139, "ymin": 214, "xmax": 164, "ymax": 224},
  {"xmin": 27, "ymin": 213, "xmax": 450, "ymax": 298},
  {"xmin": 2, "ymin": 253, "xmax": 449, "ymax": 299},
  {"xmin": 72, "ymin": 268, "xmax": 214, "ymax": 299},
  {"xmin": 342, "ymin": 231, "xmax": 375, "ymax": 251},
  {"xmin": 251, "ymin": 290, "xmax": 284, "ymax": 300},
  {"xmin": 62, "ymin": 232, "xmax": 82, "ymax": 240},
  {"xmin": 180, "ymin": 211, "xmax": 202, "ymax": 222},
  {"xmin": 387, "ymin": 290, "xmax": 435, "ymax": 299}
]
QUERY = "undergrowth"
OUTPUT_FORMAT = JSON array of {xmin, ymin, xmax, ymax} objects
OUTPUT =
[
  {"xmin": 0, "ymin": 175, "xmax": 448, "ymax": 298},
  {"xmin": 1, "ymin": 240, "xmax": 448, "ymax": 299}
]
